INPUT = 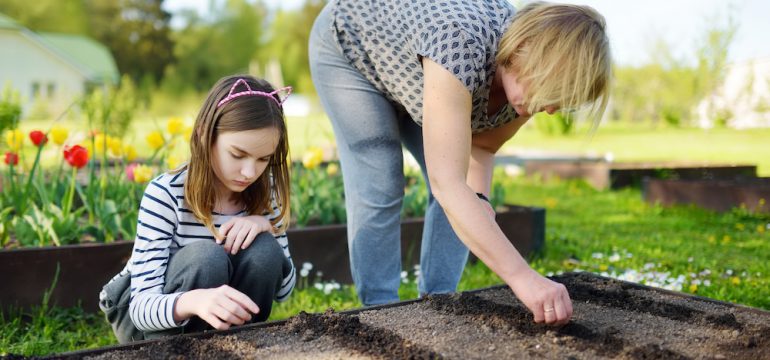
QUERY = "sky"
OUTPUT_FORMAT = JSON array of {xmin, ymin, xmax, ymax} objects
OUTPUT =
[{"xmin": 162, "ymin": 0, "xmax": 770, "ymax": 67}]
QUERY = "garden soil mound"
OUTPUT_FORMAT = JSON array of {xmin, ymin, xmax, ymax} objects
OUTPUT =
[{"xmin": 57, "ymin": 272, "xmax": 770, "ymax": 359}]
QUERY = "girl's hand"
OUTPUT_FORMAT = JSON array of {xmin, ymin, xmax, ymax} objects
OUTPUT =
[
  {"xmin": 509, "ymin": 269, "xmax": 573, "ymax": 325},
  {"xmin": 175, "ymin": 285, "xmax": 260, "ymax": 330},
  {"xmin": 219, "ymin": 215, "xmax": 274, "ymax": 255}
]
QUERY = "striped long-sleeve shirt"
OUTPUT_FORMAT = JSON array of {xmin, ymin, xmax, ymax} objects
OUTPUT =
[{"xmin": 100, "ymin": 170, "xmax": 295, "ymax": 332}]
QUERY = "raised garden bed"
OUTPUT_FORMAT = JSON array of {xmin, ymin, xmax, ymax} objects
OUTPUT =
[
  {"xmin": 289, "ymin": 204, "xmax": 545, "ymax": 284},
  {"xmin": 55, "ymin": 272, "xmax": 770, "ymax": 359},
  {"xmin": 0, "ymin": 205, "xmax": 544, "ymax": 313},
  {"xmin": 643, "ymin": 178, "xmax": 770, "ymax": 213},
  {"xmin": 524, "ymin": 161, "xmax": 757, "ymax": 190},
  {"xmin": 0, "ymin": 241, "xmax": 134, "ymax": 313}
]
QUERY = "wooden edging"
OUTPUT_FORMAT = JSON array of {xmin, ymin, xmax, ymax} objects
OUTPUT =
[{"xmin": 50, "ymin": 272, "xmax": 770, "ymax": 359}]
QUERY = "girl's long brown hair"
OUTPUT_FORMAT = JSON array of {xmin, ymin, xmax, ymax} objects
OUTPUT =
[{"xmin": 173, "ymin": 75, "xmax": 291, "ymax": 239}]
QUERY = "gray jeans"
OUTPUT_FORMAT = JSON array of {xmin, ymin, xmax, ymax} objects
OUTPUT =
[
  {"xmin": 101, "ymin": 232, "xmax": 292, "ymax": 343},
  {"xmin": 309, "ymin": 4, "xmax": 469, "ymax": 306}
]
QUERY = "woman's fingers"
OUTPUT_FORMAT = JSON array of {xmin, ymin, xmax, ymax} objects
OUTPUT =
[
  {"xmin": 511, "ymin": 271, "xmax": 574, "ymax": 325},
  {"xmin": 544, "ymin": 284, "xmax": 571, "ymax": 325}
]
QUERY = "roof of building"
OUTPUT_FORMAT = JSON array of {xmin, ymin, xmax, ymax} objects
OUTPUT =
[
  {"xmin": 38, "ymin": 32, "xmax": 119, "ymax": 83},
  {"xmin": 0, "ymin": 12, "xmax": 22, "ymax": 30},
  {"xmin": 0, "ymin": 12, "xmax": 119, "ymax": 83}
]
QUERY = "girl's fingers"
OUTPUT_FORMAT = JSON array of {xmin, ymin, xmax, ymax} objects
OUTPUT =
[
  {"xmin": 217, "ymin": 298, "xmax": 251, "ymax": 323},
  {"xmin": 201, "ymin": 311, "xmax": 229, "ymax": 330},
  {"xmin": 241, "ymin": 226, "xmax": 259, "ymax": 250},
  {"xmin": 224, "ymin": 287, "xmax": 260, "ymax": 315},
  {"xmin": 212, "ymin": 304, "xmax": 244, "ymax": 326},
  {"xmin": 230, "ymin": 226, "xmax": 251, "ymax": 255},
  {"xmin": 218, "ymin": 220, "xmax": 235, "ymax": 244},
  {"xmin": 224, "ymin": 223, "xmax": 242, "ymax": 252}
]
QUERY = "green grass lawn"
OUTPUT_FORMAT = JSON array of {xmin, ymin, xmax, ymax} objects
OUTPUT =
[
  {"xmin": 505, "ymin": 122, "xmax": 770, "ymax": 176},
  {"xmin": 2, "ymin": 174, "xmax": 768, "ymax": 357}
]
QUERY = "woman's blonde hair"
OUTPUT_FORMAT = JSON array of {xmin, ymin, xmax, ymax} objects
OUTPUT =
[
  {"xmin": 496, "ymin": 1, "xmax": 611, "ymax": 126},
  {"xmin": 172, "ymin": 75, "xmax": 291, "ymax": 239}
]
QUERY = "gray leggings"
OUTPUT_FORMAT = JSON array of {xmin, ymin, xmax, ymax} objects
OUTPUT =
[{"xmin": 101, "ymin": 232, "xmax": 292, "ymax": 343}]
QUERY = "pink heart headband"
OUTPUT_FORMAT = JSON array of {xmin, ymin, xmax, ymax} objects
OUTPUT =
[{"xmin": 217, "ymin": 78, "xmax": 292, "ymax": 108}]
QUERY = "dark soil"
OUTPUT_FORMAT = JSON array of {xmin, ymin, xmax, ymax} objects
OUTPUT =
[{"xmin": 57, "ymin": 272, "xmax": 770, "ymax": 360}]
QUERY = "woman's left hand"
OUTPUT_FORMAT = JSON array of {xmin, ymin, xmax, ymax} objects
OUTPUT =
[{"xmin": 218, "ymin": 215, "xmax": 274, "ymax": 255}]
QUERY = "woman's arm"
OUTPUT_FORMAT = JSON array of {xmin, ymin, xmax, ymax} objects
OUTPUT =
[
  {"xmin": 467, "ymin": 115, "xmax": 529, "ymax": 198},
  {"xmin": 422, "ymin": 57, "xmax": 571, "ymax": 325}
]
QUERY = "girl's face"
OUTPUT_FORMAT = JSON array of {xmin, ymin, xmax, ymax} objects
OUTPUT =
[
  {"xmin": 211, "ymin": 127, "xmax": 280, "ymax": 197},
  {"xmin": 499, "ymin": 69, "xmax": 559, "ymax": 116}
]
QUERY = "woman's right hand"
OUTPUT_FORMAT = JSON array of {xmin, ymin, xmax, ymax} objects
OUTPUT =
[
  {"xmin": 508, "ymin": 269, "xmax": 573, "ymax": 325},
  {"xmin": 174, "ymin": 285, "xmax": 260, "ymax": 330}
]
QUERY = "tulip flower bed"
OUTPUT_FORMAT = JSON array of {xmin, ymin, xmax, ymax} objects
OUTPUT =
[{"xmin": 59, "ymin": 272, "xmax": 770, "ymax": 360}]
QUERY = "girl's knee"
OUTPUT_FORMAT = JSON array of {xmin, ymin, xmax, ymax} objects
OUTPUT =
[
  {"xmin": 169, "ymin": 241, "xmax": 230, "ymax": 288},
  {"xmin": 238, "ymin": 233, "xmax": 285, "ymax": 274}
]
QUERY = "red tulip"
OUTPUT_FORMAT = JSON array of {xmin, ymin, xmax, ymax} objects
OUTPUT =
[
  {"xmin": 29, "ymin": 130, "xmax": 48, "ymax": 146},
  {"xmin": 4, "ymin": 152, "xmax": 18, "ymax": 165},
  {"xmin": 63, "ymin": 145, "xmax": 89, "ymax": 168}
]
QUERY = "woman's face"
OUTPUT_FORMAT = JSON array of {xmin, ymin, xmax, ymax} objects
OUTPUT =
[
  {"xmin": 499, "ymin": 69, "xmax": 559, "ymax": 116},
  {"xmin": 211, "ymin": 127, "xmax": 280, "ymax": 196}
]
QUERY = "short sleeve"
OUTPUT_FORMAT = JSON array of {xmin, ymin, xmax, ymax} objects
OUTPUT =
[{"xmin": 417, "ymin": 22, "xmax": 484, "ymax": 94}]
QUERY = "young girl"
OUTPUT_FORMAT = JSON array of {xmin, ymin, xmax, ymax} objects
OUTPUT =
[{"xmin": 99, "ymin": 75, "xmax": 296, "ymax": 343}]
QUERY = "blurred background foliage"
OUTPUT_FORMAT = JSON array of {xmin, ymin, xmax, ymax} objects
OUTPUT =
[
  {"xmin": 0, "ymin": 0, "xmax": 324, "ymax": 104},
  {"xmin": 0, "ymin": 0, "xmax": 748, "ymax": 131}
]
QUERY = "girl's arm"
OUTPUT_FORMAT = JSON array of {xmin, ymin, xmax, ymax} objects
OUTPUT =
[
  {"xmin": 128, "ymin": 178, "xmax": 187, "ymax": 332},
  {"xmin": 422, "ymin": 57, "xmax": 572, "ymax": 325}
]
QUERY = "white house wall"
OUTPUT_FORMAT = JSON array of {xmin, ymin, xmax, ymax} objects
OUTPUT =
[
  {"xmin": 697, "ymin": 58, "xmax": 770, "ymax": 129},
  {"xmin": 0, "ymin": 29, "xmax": 86, "ymax": 118}
]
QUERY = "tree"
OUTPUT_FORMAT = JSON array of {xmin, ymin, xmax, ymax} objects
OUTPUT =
[
  {"xmin": 85, "ymin": 0, "xmax": 175, "ymax": 84},
  {"xmin": 609, "ymin": 13, "xmax": 736, "ymax": 126},
  {"xmin": 260, "ymin": 0, "xmax": 326, "ymax": 94},
  {"xmin": 0, "ymin": 0, "xmax": 89, "ymax": 34},
  {"xmin": 162, "ymin": 0, "xmax": 268, "ymax": 92}
]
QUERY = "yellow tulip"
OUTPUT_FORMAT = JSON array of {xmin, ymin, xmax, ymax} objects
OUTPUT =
[
  {"xmin": 167, "ymin": 117, "xmax": 184, "ymax": 136},
  {"xmin": 326, "ymin": 163, "xmax": 339, "ymax": 176},
  {"xmin": 4, "ymin": 129, "xmax": 23, "ymax": 150},
  {"xmin": 93, "ymin": 133, "xmax": 107, "ymax": 154},
  {"xmin": 50, "ymin": 125, "xmax": 69, "ymax": 145},
  {"xmin": 108, "ymin": 136, "xmax": 123, "ymax": 157},
  {"xmin": 146, "ymin": 131, "xmax": 165, "ymax": 150},
  {"xmin": 133, "ymin": 164, "xmax": 153, "ymax": 183},
  {"xmin": 83, "ymin": 142, "xmax": 94, "ymax": 156},
  {"xmin": 183, "ymin": 125, "xmax": 194, "ymax": 142},
  {"xmin": 167, "ymin": 154, "xmax": 184, "ymax": 170},
  {"xmin": 123, "ymin": 144, "xmax": 137, "ymax": 162},
  {"xmin": 302, "ymin": 147, "xmax": 324, "ymax": 169}
]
